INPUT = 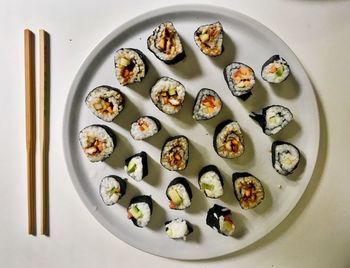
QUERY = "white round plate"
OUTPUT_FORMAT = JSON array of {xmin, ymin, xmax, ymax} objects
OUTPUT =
[{"xmin": 63, "ymin": 5, "xmax": 319, "ymax": 260}]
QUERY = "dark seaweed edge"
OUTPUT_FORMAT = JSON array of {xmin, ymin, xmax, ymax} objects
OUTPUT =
[
  {"xmin": 261, "ymin": 54, "xmax": 290, "ymax": 83},
  {"xmin": 124, "ymin": 151, "xmax": 149, "ymax": 179},
  {"xmin": 198, "ymin": 165, "xmax": 224, "ymax": 198},
  {"xmin": 147, "ymin": 22, "xmax": 186, "ymax": 65},
  {"xmin": 206, "ymin": 204, "xmax": 231, "ymax": 236},
  {"xmin": 114, "ymin": 48, "xmax": 149, "ymax": 85},
  {"xmin": 193, "ymin": 21, "xmax": 224, "ymax": 57},
  {"xmin": 192, "ymin": 88, "xmax": 223, "ymax": 121},
  {"xmin": 232, "ymin": 172, "xmax": 265, "ymax": 209},
  {"xmin": 160, "ymin": 135, "xmax": 189, "ymax": 171},
  {"xmin": 85, "ymin": 85, "xmax": 125, "ymax": 122},
  {"xmin": 271, "ymin": 140, "xmax": 301, "ymax": 175},
  {"xmin": 166, "ymin": 177, "xmax": 193, "ymax": 200}
]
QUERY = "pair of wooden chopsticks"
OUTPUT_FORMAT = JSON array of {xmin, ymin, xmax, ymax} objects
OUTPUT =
[{"xmin": 24, "ymin": 29, "xmax": 50, "ymax": 236}]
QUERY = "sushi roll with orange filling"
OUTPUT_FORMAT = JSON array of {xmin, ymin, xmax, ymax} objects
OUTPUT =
[
  {"xmin": 192, "ymin": 88, "xmax": 222, "ymax": 120},
  {"xmin": 194, "ymin": 22, "xmax": 224, "ymax": 57},
  {"xmin": 130, "ymin": 116, "xmax": 161, "ymax": 140},
  {"xmin": 261, "ymin": 55, "xmax": 290, "ymax": 83}
]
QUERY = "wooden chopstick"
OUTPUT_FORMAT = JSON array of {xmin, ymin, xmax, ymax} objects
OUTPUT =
[
  {"xmin": 39, "ymin": 29, "xmax": 50, "ymax": 236},
  {"xmin": 24, "ymin": 29, "xmax": 36, "ymax": 235}
]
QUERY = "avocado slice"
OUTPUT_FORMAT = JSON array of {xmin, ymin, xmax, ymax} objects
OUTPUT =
[
  {"xmin": 276, "ymin": 66, "xmax": 284, "ymax": 77},
  {"xmin": 168, "ymin": 87, "xmax": 177, "ymax": 96},
  {"xmin": 200, "ymin": 182, "xmax": 214, "ymax": 191},
  {"xmin": 166, "ymin": 228, "xmax": 173, "ymax": 237},
  {"xmin": 129, "ymin": 206, "xmax": 142, "ymax": 219},
  {"xmin": 120, "ymin": 57, "xmax": 130, "ymax": 67},
  {"xmin": 127, "ymin": 161, "xmax": 137, "ymax": 174},
  {"xmin": 168, "ymin": 189, "xmax": 182, "ymax": 205}
]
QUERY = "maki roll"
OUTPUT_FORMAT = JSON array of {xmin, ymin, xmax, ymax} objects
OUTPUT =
[
  {"xmin": 194, "ymin": 21, "xmax": 224, "ymax": 57},
  {"xmin": 250, "ymin": 105, "xmax": 293, "ymax": 136},
  {"xmin": 198, "ymin": 165, "xmax": 224, "ymax": 198},
  {"xmin": 147, "ymin": 21, "xmax": 185, "ymax": 64},
  {"xmin": 272, "ymin": 141, "xmax": 300, "ymax": 175},
  {"xmin": 206, "ymin": 204, "xmax": 235, "ymax": 236},
  {"xmin": 130, "ymin": 116, "xmax": 161, "ymax": 140},
  {"xmin": 124, "ymin": 151, "xmax": 148, "ymax": 182},
  {"xmin": 192, "ymin": 88, "xmax": 222, "ymax": 120},
  {"xmin": 79, "ymin": 125, "xmax": 116, "ymax": 162},
  {"xmin": 150, "ymin": 77, "xmax": 186, "ymax": 115},
  {"xmin": 166, "ymin": 177, "xmax": 192, "ymax": 210},
  {"xmin": 261, "ymin": 55, "xmax": 290, "ymax": 83},
  {"xmin": 114, "ymin": 48, "xmax": 148, "ymax": 86},
  {"xmin": 165, "ymin": 219, "xmax": 193, "ymax": 240},
  {"xmin": 85, "ymin": 85, "xmax": 125, "ymax": 122},
  {"xmin": 224, "ymin": 62, "xmax": 255, "ymax": 100},
  {"xmin": 161, "ymin": 136, "xmax": 189, "ymax": 171},
  {"xmin": 232, "ymin": 172, "xmax": 264, "ymax": 209},
  {"xmin": 127, "ymin": 195, "xmax": 153, "ymax": 228},
  {"xmin": 213, "ymin": 120, "xmax": 244, "ymax": 159},
  {"xmin": 99, "ymin": 175, "xmax": 126, "ymax": 205}
]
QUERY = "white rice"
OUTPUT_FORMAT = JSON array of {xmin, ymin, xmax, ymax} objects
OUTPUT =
[
  {"xmin": 219, "ymin": 215, "xmax": 235, "ymax": 236},
  {"xmin": 274, "ymin": 143, "xmax": 300, "ymax": 174},
  {"xmin": 167, "ymin": 184, "xmax": 191, "ymax": 210},
  {"xmin": 129, "ymin": 202, "xmax": 151, "ymax": 227},
  {"xmin": 265, "ymin": 106, "xmax": 293, "ymax": 135},
  {"xmin": 262, "ymin": 59, "xmax": 290, "ymax": 83},
  {"xmin": 165, "ymin": 219, "xmax": 190, "ymax": 240},
  {"xmin": 147, "ymin": 22, "xmax": 183, "ymax": 61},
  {"xmin": 85, "ymin": 86, "xmax": 124, "ymax": 122},
  {"xmin": 125, "ymin": 156, "xmax": 143, "ymax": 181},
  {"xmin": 79, "ymin": 125, "xmax": 114, "ymax": 162},
  {"xmin": 99, "ymin": 176, "xmax": 121, "ymax": 205},
  {"xmin": 199, "ymin": 171, "xmax": 223, "ymax": 198},
  {"xmin": 150, "ymin": 77, "xmax": 185, "ymax": 114},
  {"xmin": 225, "ymin": 63, "xmax": 255, "ymax": 95},
  {"xmin": 130, "ymin": 117, "xmax": 159, "ymax": 140},
  {"xmin": 114, "ymin": 48, "xmax": 146, "ymax": 86}
]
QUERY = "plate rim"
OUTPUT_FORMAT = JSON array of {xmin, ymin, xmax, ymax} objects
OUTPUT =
[{"xmin": 62, "ymin": 4, "xmax": 320, "ymax": 260}]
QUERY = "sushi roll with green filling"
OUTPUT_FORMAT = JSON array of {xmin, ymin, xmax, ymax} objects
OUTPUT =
[
  {"xmin": 147, "ymin": 22, "xmax": 185, "ymax": 64},
  {"xmin": 127, "ymin": 195, "xmax": 153, "ymax": 228},
  {"xmin": 166, "ymin": 177, "xmax": 192, "ymax": 210},
  {"xmin": 224, "ymin": 62, "xmax": 255, "ymax": 100},
  {"xmin": 250, "ymin": 105, "xmax": 293, "ymax": 136},
  {"xmin": 160, "ymin": 136, "xmax": 189, "ymax": 171},
  {"xmin": 194, "ymin": 22, "xmax": 224, "ymax": 57},
  {"xmin": 150, "ymin": 77, "xmax": 186, "ymax": 115},
  {"xmin": 165, "ymin": 219, "xmax": 193, "ymax": 240},
  {"xmin": 272, "ymin": 141, "xmax": 300, "ymax": 175},
  {"xmin": 261, "ymin": 55, "xmax": 290, "ymax": 83},
  {"xmin": 99, "ymin": 175, "xmax": 126, "ymax": 206},
  {"xmin": 114, "ymin": 48, "xmax": 148, "ymax": 86},
  {"xmin": 206, "ymin": 204, "xmax": 235, "ymax": 236},
  {"xmin": 213, "ymin": 120, "xmax": 244, "ymax": 159},
  {"xmin": 130, "ymin": 116, "xmax": 161, "ymax": 140},
  {"xmin": 124, "ymin": 151, "xmax": 148, "ymax": 182},
  {"xmin": 198, "ymin": 165, "xmax": 224, "ymax": 198},
  {"xmin": 192, "ymin": 88, "xmax": 222, "ymax": 120},
  {"xmin": 85, "ymin": 85, "xmax": 125, "ymax": 122},
  {"xmin": 79, "ymin": 125, "xmax": 116, "ymax": 162},
  {"xmin": 232, "ymin": 172, "xmax": 264, "ymax": 209}
]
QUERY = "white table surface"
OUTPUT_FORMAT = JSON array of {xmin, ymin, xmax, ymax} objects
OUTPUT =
[{"xmin": 2, "ymin": 0, "xmax": 350, "ymax": 267}]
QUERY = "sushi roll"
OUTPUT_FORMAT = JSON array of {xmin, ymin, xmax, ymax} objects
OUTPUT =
[
  {"xmin": 224, "ymin": 62, "xmax": 255, "ymax": 100},
  {"xmin": 194, "ymin": 21, "xmax": 224, "ymax": 57},
  {"xmin": 192, "ymin": 88, "xmax": 222, "ymax": 120},
  {"xmin": 127, "ymin": 195, "xmax": 153, "ymax": 228},
  {"xmin": 130, "ymin": 116, "xmax": 161, "ymax": 140},
  {"xmin": 165, "ymin": 219, "xmax": 193, "ymax": 240},
  {"xmin": 160, "ymin": 136, "xmax": 189, "ymax": 171},
  {"xmin": 114, "ymin": 48, "xmax": 148, "ymax": 86},
  {"xmin": 85, "ymin": 85, "xmax": 125, "ymax": 122},
  {"xmin": 213, "ymin": 120, "xmax": 244, "ymax": 159},
  {"xmin": 147, "ymin": 21, "xmax": 185, "ymax": 64},
  {"xmin": 206, "ymin": 204, "xmax": 235, "ymax": 236},
  {"xmin": 124, "ymin": 151, "xmax": 148, "ymax": 181},
  {"xmin": 272, "ymin": 141, "xmax": 300, "ymax": 175},
  {"xmin": 166, "ymin": 177, "xmax": 192, "ymax": 210},
  {"xmin": 150, "ymin": 77, "xmax": 186, "ymax": 115},
  {"xmin": 99, "ymin": 175, "xmax": 126, "ymax": 206},
  {"xmin": 79, "ymin": 125, "xmax": 116, "ymax": 162},
  {"xmin": 232, "ymin": 172, "xmax": 264, "ymax": 209},
  {"xmin": 198, "ymin": 165, "xmax": 224, "ymax": 198},
  {"xmin": 261, "ymin": 55, "xmax": 290, "ymax": 83},
  {"xmin": 250, "ymin": 105, "xmax": 293, "ymax": 136}
]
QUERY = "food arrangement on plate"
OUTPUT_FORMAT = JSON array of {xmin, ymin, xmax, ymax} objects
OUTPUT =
[{"xmin": 78, "ymin": 20, "xmax": 302, "ymax": 241}]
